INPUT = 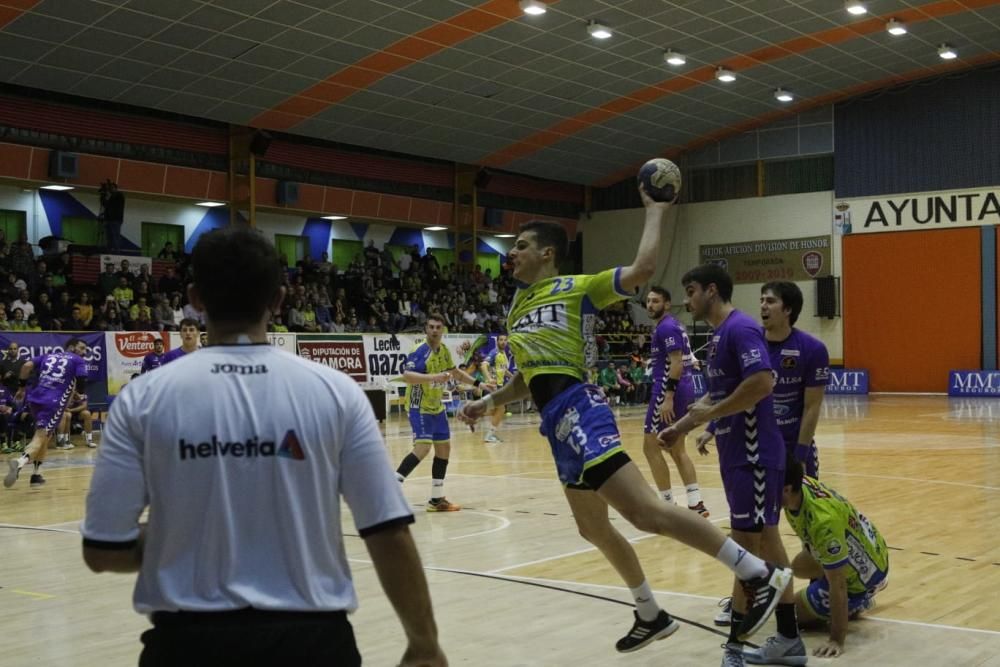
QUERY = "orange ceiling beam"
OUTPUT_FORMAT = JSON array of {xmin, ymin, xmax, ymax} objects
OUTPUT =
[
  {"xmin": 251, "ymin": 0, "xmax": 559, "ymax": 131},
  {"xmin": 482, "ymin": 0, "xmax": 1000, "ymax": 169}
]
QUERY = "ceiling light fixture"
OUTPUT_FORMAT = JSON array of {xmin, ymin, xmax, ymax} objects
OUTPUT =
[
  {"xmin": 425, "ymin": 226, "xmax": 448, "ymax": 231},
  {"xmin": 886, "ymin": 18, "xmax": 907, "ymax": 35},
  {"xmin": 519, "ymin": 0, "xmax": 546, "ymax": 15},
  {"xmin": 845, "ymin": 1, "xmax": 867, "ymax": 15},
  {"xmin": 587, "ymin": 20, "xmax": 612, "ymax": 39},
  {"xmin": 937, "ymin": 43, "xmax": 957, "ymax": 59},
  {"xmin": 774, "ymin": 88, "xmax": 794, "ymax": 102},
  {"xmin": 715, "ymin": 67, "xmax": 736, "ymax": 83},
  {"xmin": 39, "ymin": 184, "xmax": 74, "ymax": 191},
  {"xmin": 196, "ymin": 201, "xmax": 225, "ymax": 207},
  {"xmin": 663, "ymin": 49, "xmax": 686, "ymax": 66},
  {"xmin": 495, "ymin": 234, "xmax": 516, "ymax": 238},
  {"xmin": 321, "ymin": 215, "xmax": 347, "ymax": 220}
]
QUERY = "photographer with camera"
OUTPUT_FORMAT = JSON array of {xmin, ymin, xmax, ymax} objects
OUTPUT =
[{"xmin": 99, "ymin": 179, "xmax": 125, "ymax": 251}]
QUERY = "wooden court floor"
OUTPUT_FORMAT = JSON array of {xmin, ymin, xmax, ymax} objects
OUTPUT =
[{"xmin": 1, "ymin": 395, "xmax": 999, "ymax": 666}]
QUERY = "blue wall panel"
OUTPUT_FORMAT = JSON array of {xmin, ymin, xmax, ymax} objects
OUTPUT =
[{"xmin": 835, "ymin": 66, "xmax": 1000, "ymax": 198}]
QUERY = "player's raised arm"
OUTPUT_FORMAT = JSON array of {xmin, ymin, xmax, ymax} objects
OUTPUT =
[{"xmin": 618, "ymin": 185, "xmax": 676, "ymax": 294}]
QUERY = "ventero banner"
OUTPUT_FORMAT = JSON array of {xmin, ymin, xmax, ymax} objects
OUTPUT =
[
  {"xmin": 948, "ymin": 371, "xmax": 1000, "ymax": 397},
  {"xmin": 834, "ymin": 185, "xmax": 1000, "ymax": 235}
]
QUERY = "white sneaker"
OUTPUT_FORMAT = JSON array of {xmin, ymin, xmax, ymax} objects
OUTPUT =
[
  {"xmin": 715, "ymin": 597, "xmax": 732, "ymax": 626},
  {"xmin": 4, "ymin": 458, "xmax": 21, "ymax": 488},
  {"xmin": 55, "ymin": 441, "xmax": 74, "ymax": 450},
  {"xmin": 86, "ymin": 439, "xmax": 96, "ymax": 448},
  {"xmin": 483, "ymin": 432, "xmax": 502, "ymax": 444},
  {"xmin": 743, "ymin": 634, "xmax": 807, "ymax": 666}
]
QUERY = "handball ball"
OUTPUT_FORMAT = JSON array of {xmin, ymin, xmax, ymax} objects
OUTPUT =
[{"xmin": 637, "ymin": 158, "xmax": 681, "ymax": 202}]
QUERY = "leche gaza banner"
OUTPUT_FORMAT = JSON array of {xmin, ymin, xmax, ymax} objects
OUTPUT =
[
  {"xmin": 0, "ymin": 332, "xmax": 109, "ymax": 404},
  {"xmin": 699, "ymin": 235, "xmax": 831, "ymax": 284},
  {"xmin": 297, "ymin": 333, "xmax": 480, "ymax": 388},
  {"xmin": 834, "ymin": 185, "xmax": 1000, "ymax": 235}
]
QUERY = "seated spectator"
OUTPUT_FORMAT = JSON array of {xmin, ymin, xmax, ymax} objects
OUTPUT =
[
  {"xmin": 103, "ymin": 306, "xmax": 124, "ymax": 331},
  {"xmin": 300, "ymin": 300, "xmax": 321, "ymax": 333},
  {"xmin": 133, "ymin": 280, "xmax": 152, "ymax": 304},
  {"xmin": 35, "ymin": 293, "xmax": 55, "ymax": 330},
  {"xmin": 154, "ymin": 295, "xmax": 175, "ymax": 331},
  {"xmin": 113, "ymin": 276, "xmax": 134, "ymax": 309},
  {"xmin": 362, "ymin": 315, "xmax": 379, "ymax": 333},
  {"xmin": 157, "ymin": 242, "xmax": 179, "ymax": 261},
  {"xmin": 0, "ymin": 273, "xmax": 18, "ymax": 304},
  {"xmin": 158, "ymin": 265, "xmax": 182, "ymax": 295},
  {"xmin": 182, "ymin": 300, "xmax": 204, "ymax": 326},
  {"xmin": 286, "ymin": 298, "xmax": 305, "ymax": 332},
  {"xmin": 10, "ymin": 289, "xmax": 33, "ymax": 319},
  {"xmin": 616, "ymin": 363, "xmax": 635, "ymax": 405},
  {"xmin": 67, "ymin": 305, "xmax": 90, "ymax": 331},
  {"xmin": 53, "ymin": 291, "xmax": 74, "ymax": 328},
  {"xmin": 330, "ymin": 314, "xmax": 346, "ymax": 333},
  {"xmin": 9, "ymin": 308, "xmax": 28, "ymax": 331},
  {"xmin": 25, "ymin": 314, "xmax": 42, "ymax": 332},
  {"xmin": 314, "ymin": 300, "xmax": 332, "ymax": 332},
  {"xmin": 597, "ymin": 362, "xmax": 622, "ymax": 405},
  {"xmin": 345, "ymin": 316, "xmax": 361, "ymax": 333},
  {"xmin": 269, "ymin": 314, "xmax": 288, "ymax": 333},
  {"xmin": 99, "ymin": 262, "xmax": 117, "ymax": 296},
  {"xmin": 169, "ymin": 294, "xmax": 184, "ymax": 328},
  {"xmin": 129, "ymin": 296, "xmax": 152, "ymax": 323},
  {"xmin": 114, "ymin": 259, "xmax": 133, "ymax": 285},
  {"xmin": 129, "ymin": 309, "xmax": 154, "ymax": 332},
  {"xmin": 74, "ymin": 292, "xmax": 94, "ymax": 328},
  {"xmin": 629, "ymin": 359, "xmax": 648, "ymax": 404}
]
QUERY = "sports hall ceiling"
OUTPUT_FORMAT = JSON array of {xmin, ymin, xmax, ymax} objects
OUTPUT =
[{"xmin": 0, "ymin": 0, "xmax": 998, "ymax": 186}]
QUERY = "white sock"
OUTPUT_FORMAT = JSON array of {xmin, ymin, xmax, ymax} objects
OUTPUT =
[
  {"xmin": 629, "ymin": 580, "xmax": 660, "ymax": 621},
  {"xmin": 85, "ymin": 432, "xmax": 93, "ymax": 442},
  {"xmin": 717, "ymin": 538, "xmax": 768, "ymax": 580},
  {"xmin": 660, "ymin": 489, "xmax": 674, "ymax": 504},
  {"xmin": 17, "ymin": 453, "xmax": 30, "ymax": 468},
  {"xmin": 686, "ymin": 484, "xmax": 702, "ymax": 506},
  {"xmin": 395, "ymin": 472, "xmax": 405, "ymax": 483},
  {"xmin": 431, "ymin": 479, "xmax": 444, "ymax": 499}
]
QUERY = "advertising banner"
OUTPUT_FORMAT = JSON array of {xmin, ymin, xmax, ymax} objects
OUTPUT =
[
  {"xmin": 948, "ymin": 371, "xmax": 1000, "ymax": 397},
  {"xmin": 699, "ymin": 235, "xmax": 832, "ymax": 284},
  {"xmin": 0, "ymin": 331, "xmax": 110, "ymax": 405},
  {"xmin": 106, "ymin": 331, "xmax": 173, "ymax": 395},
  {"xmin": 834, "ymin": 185, "xmax": 1000, "ymax": 235},
  {"xmin": 266, "ymin": 332, "xmax": 296, "ymax": 352},
  {"xmin": 99, "ymin": 254, "xmax": 153, "ymax": 278},
  {"xmin": 296, "ymin": 334, "xmax": 368, "ymax": 382},
  {"xmin": 825, "ymin": 369, "xmax": 869, "ymax": 395}
]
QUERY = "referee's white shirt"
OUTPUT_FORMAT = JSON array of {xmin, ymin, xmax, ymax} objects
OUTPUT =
[{"xmin": 81, "ymin": 344, "xmax": 413, "ymax": 615}]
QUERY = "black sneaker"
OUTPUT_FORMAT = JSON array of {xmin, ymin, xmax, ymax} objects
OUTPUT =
[
  {"xmin": 29, "ymin": 473, "xmax": 45, "ymax": 488},
  {"xmin": 738, "ymin": 564, "xmax": 792, "ymax": 641},
  {"xmin": 615, "ymin": 610, "xmax": 679, "ymax": 653}
]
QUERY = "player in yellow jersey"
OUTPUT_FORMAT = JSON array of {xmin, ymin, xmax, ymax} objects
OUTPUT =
[
  {"xmin": 458, "ymin": 188, "xmax": 792, "ymax": 661},
  {"xmin": 479, "ymin": 334, "xmax": 515, "ymax": 444},
  {"xmin": 395, "ymin": 313, "xmax": 484, "ymax": 512}
]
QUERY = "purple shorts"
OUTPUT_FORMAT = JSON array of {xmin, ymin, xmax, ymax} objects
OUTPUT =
[
  {"xmin": 644, "ymin": 378, "xmax": 695, "ymax": 434},
  {"xmin": 26, "ymin": 384, "xmax": 75, "ymax": 435},
  {"xmin": 721, "ymin": 464, "xmax": 783, "ymax": 532}
]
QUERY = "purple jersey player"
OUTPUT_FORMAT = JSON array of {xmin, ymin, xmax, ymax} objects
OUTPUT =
[
  {"xmin": 661, "ymin": 265, "xmax": 804, "ymax": 664},
  {"xmin": 641, "ymin": 287, "xmax": 708, "ymax": 517},
  {"xmin": 140, "ymin": 338, "xmax": 166, "ymax": 374},
  {"xmin": 5, "ymin": 338, "xmax": 89, "ymax": 489},
  {"xmin": 762, "ymin": 282, "xmax": 830, "ymax": 478},
  {"xmin": 161, "ymin": 319, "xmax": 200, "ymax": 365}
]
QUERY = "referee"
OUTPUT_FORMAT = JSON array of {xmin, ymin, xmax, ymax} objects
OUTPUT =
[{"xmin": 81, "ymin": 227, "xmax": 447, "ymax": 667}]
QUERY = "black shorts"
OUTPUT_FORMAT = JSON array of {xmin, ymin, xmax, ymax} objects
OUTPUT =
[
  {"xmin": 141, "ymin": 608, "xmax": 360, "ymax": 667},
  {"xmin": 564, "ymin": 450, "xmax": 631, "ymax": 492}
]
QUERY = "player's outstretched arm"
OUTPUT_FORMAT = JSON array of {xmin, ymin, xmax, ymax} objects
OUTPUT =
[
  {"xmin": 403, "ymin": 370, "xmax": 450, "ymax": 385},
  {"xmin": 458, "ymin": 372, "xmax": 529, "ymax": 424},
  {"xmin": 817, "ymin": 565, "xmax": 849, "ymax": 657},
  {"xmin": 618, "ymin": 185, "xmax": 675, "ymax": 294},
  {"xmin": 364, "ymin": 524, "xmax": 447, "ymax": 667}
]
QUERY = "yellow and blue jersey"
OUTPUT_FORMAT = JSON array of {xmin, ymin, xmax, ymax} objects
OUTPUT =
[
  {"xmin": 405, "ymin": 341, "xmax": 455, "ymax": 415},
  {"xmin": 506, "ymin": 267, "xmax": 632, "ymax": 384}
]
